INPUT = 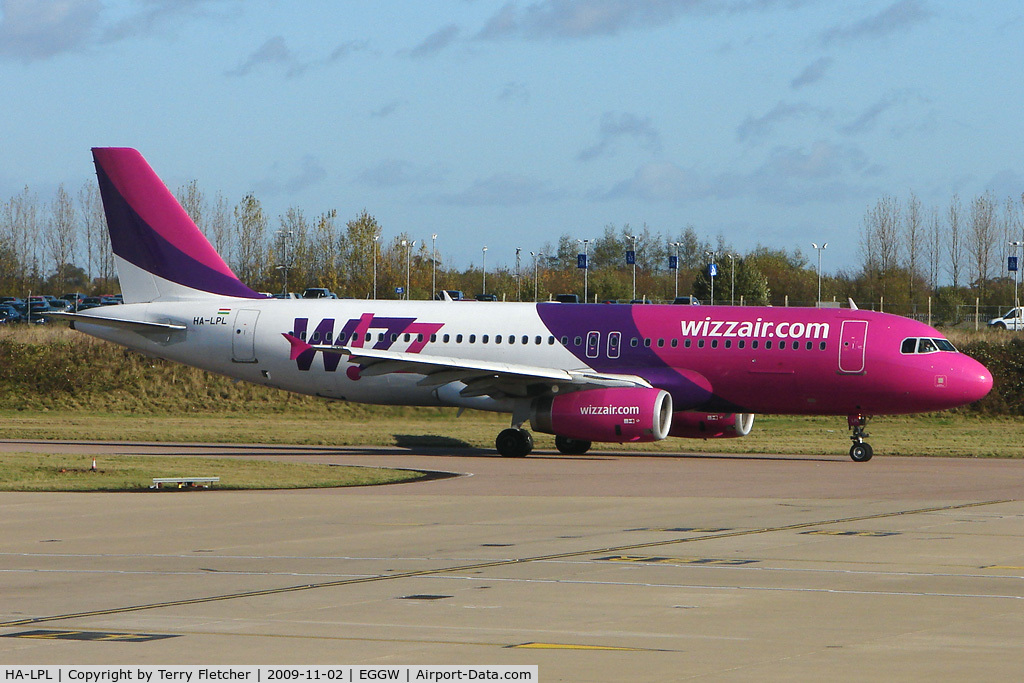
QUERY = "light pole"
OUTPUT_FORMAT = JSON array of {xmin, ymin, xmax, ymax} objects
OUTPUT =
[
  {"xmin": 530, "ymin": 251, "xmax": 543, "ymax": 302},
  {"xmin": 705, "ymin": 250, "xmax": 717, "ymax": 305},
  {"xmin": 578, "ymin": 239, "xmax": 590, "ymax": 303},
  {"xmin": 811, "ymin": 242, "xmax": 827, "ymax": 306},
  {"xmin": 515, "ymin": 247, "xmax": 522, "ymax": 301},
  {"xmin": 1010, "ymin": 240, "xmax": 1023, "ymax": 308},
  {"xmin": 372, "ymin": 235, "xmax": 380, "ymax": 299},
  {"xmin": 628, "ymin": 234, "xmax": 639, "ymax": 301},
  {"xmin": 402, "ymin": 239, "xmax": 416, "ymax": 300},
  {"xmin": 431, "ymin": 233, "xmax": 438, "ymax": 300},
  {"xmin": 482, "ymin": 246, "xmax": 488, "ymax": 295},
  {"xmin": 727, "ymin": 253, "xmax": 736, "ymax": 306},
  {"xmin": 669, "ymin": 242, "xmax": 682, "ymax": 299}
]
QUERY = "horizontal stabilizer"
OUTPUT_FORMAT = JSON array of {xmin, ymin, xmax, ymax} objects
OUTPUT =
[{"xmin": 49, "ymin": 312, "xmax": 187, "ymax": 333}]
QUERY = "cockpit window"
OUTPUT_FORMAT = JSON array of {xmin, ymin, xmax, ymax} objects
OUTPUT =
[{"xmin": 900, "ymin": 337, "xmax": 957, "ymax": 354}]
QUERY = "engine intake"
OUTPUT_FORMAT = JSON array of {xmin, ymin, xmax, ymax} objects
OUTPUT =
[
  {"xmin": 531, "ymin": 387, "xmax": 673, "ymax": 443},
  {"xmin": 669, "ymin": 412, "xmax": 754, "ymax": 439}
]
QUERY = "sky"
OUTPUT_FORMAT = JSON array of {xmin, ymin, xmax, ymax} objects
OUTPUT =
[{"xmin": 2, "ymin": 0, "xmax": 1023, "ymax": 275}]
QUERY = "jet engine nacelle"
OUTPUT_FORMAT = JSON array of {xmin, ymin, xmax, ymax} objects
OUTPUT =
[
  {"xmin": 530, "ymin": 387, "xmax": 673, "ymax": 443},
  {"xmin": 668, "ymin": 412, "xmax": 755, "ymax": 439}
]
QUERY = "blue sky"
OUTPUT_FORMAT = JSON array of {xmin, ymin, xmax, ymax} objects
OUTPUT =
[{"xmin": 2, "ymin": 0, "xmax": 1023, "ymax": 274}]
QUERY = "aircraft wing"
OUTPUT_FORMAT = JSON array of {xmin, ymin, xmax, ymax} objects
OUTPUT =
[{"xmin": 282, "ymin": 333, "xmax": 651, "ymax": 399}]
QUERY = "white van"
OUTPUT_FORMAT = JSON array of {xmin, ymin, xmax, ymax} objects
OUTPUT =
[{"xmin": 988, "ymin": 307, "xmax": 1024, "ymax": 330}]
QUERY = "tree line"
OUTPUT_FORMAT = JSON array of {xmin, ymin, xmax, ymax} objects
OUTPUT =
[{"xmin": 2, "ymin": 180, "xmax": 1022, "ymax": 322}]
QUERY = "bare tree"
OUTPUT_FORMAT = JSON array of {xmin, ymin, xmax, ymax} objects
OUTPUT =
[
  {"xmin": 78, "ymin": 181, "xmax": 108, "ymax": 287},
  {"xmin": 207, "ymin": 191, "xmax": 233, "ymax": 266},
  {"xmin": 968, "ymin": 192, "xmax": 997, "ymax": 297},
  {"xmin": 904, "ymin": 191, "xmax": 922, "ymax": 303},
  {"xmin": 926, "ymin": 206, "xmax": 941, "ymax": 292},
  {"xmin": 859, "ymin": 195, "xmax": 901, "ymax": 299},
  {"xmin": 232, "ymin": 194, "xmax": 267, "ymax": 287},
  {"xmin": 274, "ymin": 207, "xmax": 310, "ymax": 294},
  {"xmin": 946, "ymin": 195, "xmax": 964, "ymax": 288},
  {"xmin": 46, "ymin": 185, "xmax": 78, "ymax": 292},
  {"xmin": 176, "ymin": 180, "xmax": 207, "ymax": 233}
]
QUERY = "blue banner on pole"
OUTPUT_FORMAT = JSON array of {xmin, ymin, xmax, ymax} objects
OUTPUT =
[
  {"xmin": 395, "ymin": 286, "xmax": 404, "ymax": 294},
  {"xmin": 625, "ymin": 250, "xmax": 635, "ymax": 265},
  {"xmin": 708, "ymin": 263, "xmax": 718, "ymax": 277},
  {"xmin": 1009, "ymin": 256, "xmax": 1019, "ymax": 272},
  {"xmin": 577, "ymin": 253, "xmax": 588, "ymax": 269},
  {"xmin": 668, "ymin": 255, "xmax": 678, "ymax": 270}
]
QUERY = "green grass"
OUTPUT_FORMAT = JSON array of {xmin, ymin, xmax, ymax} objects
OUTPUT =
[
  {"xmin": 0, "ymin": 452, "xmax": 428, "ymax": 491},
  {"xmin": 1, "ymin": 325, "xmax": 1021, "ymax": 461},
  {"xmin": 1, "ymin": 411, "xmax": 1020, "ymax": 459}
]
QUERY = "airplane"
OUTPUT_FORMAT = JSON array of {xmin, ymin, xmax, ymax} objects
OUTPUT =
[{"xmin": 55, "ymin": 148, "xmax": 994, "ymax": 462}]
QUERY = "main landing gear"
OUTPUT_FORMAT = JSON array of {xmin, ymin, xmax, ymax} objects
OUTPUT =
[
  {"xmin": 495, "ymin": 428, "xmax": 533, "ymax": 458},
  {"xmin": 847, "ymin": 413, "xmax": 873, "ymax": 462},
  {"xmin": 494, "ymin": 429, "xmax": 594, "ymax": 457},
  {"xmin": 554, "ymin": 435, "xmax": 592, "ymax": 455}
]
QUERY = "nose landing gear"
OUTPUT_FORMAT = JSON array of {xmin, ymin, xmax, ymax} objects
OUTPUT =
[{"xmin": 847, "ymin": 414, "xmax": 873, "ymax": 462}]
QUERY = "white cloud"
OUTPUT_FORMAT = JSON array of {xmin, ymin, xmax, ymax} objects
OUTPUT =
[
  {"xmin": 600, "ymin": 141, "xmax": 880, "ymax": 205},
  {"xmin": 578, "ymin": 112, "xmax": 662, "ymax": 161},
  {"xmin": 0, "ymin": 0, "xmax": 101, "ymax": 62},
  {"xmin": 356, "ymin": 160, "xmax": 446, "ymax": 188},
  {"xmin": 438, "ymin": 173, "xmax": 566, "ymax": 206},
  {"xmin": 820, "ymin": 0, "xmax": 933, "ymax": 46}
]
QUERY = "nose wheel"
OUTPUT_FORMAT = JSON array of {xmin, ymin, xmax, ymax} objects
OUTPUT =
[{"xmin": 847, "ymin": 414, "xmax": 873, "ymax": 462}]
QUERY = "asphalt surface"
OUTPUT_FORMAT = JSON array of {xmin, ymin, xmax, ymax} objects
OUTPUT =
[{"xmin": 2, "ymin": 440, "xmax": 1024, "ymax": 681}]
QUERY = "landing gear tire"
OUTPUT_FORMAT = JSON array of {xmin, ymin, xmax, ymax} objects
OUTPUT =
[
  {"xmin": 496, "ymin": 428, "xmax": 533, "ymax": 458},
  {"xmin": 555, "ymin": 435, "xmax": 592, "ymax": 455},
  {"xmin": 849, "ymin": 442, "xmax": 873, "ymax": 462}
]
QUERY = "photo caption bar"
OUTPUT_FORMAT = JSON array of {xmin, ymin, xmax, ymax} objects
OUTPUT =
[{"xmin": 0, "ymin": 667, "xmax": 537, "ymax": 683}]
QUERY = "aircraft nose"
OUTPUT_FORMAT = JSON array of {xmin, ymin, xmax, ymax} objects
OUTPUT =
[{"xmin": 958, "ymin": 355, "xmax": 993, "ymax": 404}]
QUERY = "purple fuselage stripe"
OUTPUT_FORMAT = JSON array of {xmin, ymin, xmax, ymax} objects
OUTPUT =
[{"xmin": 537, "ymin": 303, "xmax": 723, "ymax": 411}]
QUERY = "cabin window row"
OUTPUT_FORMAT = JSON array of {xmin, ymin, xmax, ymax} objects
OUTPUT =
[{"xmin": 294, "ymin": 329, "xmax": 828, "ymax": 352}]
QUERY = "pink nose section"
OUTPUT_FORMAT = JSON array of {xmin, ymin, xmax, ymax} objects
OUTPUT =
[{"xmin": 962, "ymin": 357, "xmax": 993, "ymax": 404}]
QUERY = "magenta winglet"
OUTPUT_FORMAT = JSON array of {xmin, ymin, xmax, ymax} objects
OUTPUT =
[
  {"xmin": 282, "ymin": 333, "xmax": 313, "ymax": 361},
  {"xmin": 92, "ymin": 147, "xmax": 263, "ymax": 299}
]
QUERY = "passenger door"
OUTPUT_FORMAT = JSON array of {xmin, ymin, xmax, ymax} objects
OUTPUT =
[{"xmin": 232, "ymin": 309, "xmax": 260, "ymax": 363}]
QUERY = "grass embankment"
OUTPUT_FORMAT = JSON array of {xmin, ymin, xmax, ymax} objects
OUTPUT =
[
  {"xmin": 0, "ymin": 453, "xmax": 426, "ymax": 492},
  {"xmin": 1, "ymin": 325, "xmax": 1022, "ymax": 459}
]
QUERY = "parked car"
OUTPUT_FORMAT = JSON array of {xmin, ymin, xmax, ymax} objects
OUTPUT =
[
  {"xmin": 672, "ymin": 296, "xmax": 701, "ymax": 305},
  {"xmin": 48, "ymin": 299, "xmax": 73, "ymax": 312},
  {"xmin": 61, "ymin": 293, "xmax": 88, "ymax": 309},
  {"xmin": 302, "ymin": 288, "xmax": 338, "ymax": 299},
  {"xmin": 434, "ymin": 290, "xmax": 465, "ymax": 301},
  {"xmin": 474, "ymin": 293, "xmax": 498, "ymax": 302},
  {"xmin": 0, "ymin": 304, "xmax": 22, "ymax": 323},
  {"xmin": 988, "ymin": 307, "xmax": 1024, "ymax": 330},
  {"xmin": 554, "ymin": 294, "xmax": 579, "ymax": 303},
  {"xmin": 19, "ymin": 300, "xmax": 54, "ymax": 323}
]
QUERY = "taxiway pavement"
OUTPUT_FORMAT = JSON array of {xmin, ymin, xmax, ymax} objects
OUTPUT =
[{"xmin": 2, "ymin": 441, "xmax": 1023, "ymax": 681}]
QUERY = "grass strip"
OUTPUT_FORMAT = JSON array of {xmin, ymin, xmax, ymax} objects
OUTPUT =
[{"xmin": 0, "ymin": 453, "xmax": 428, "ymax": 492}]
